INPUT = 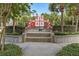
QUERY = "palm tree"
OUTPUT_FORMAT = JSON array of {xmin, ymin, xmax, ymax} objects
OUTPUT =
[
  {"xmin": 75, "ymin": 4, "xmax": 79, "ymax": 32},
  {"xmin": 32, "ymin": 10, "xmax": 36, "ymax": 16},
  {"xmin": 66, "ymin": 4, "xmax": 77, "ymax": 26},
  {"xmin": 59, "ymin": 4, "xmax": 64, "ymax": 32},
  {"xmin": 66, "ymin": 3, "xmax": 79, "ymax": 32}
]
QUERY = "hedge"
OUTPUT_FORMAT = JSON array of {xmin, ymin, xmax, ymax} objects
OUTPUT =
[
  {"xmin": 55, "ymin": 32, "xmax": 79, "ymax": 35},
  {"xmin": 6, "ymin": 26, "xmax": 25, "ymax": 35},
  {"xmin": 56, "ymin": 43, "xmax": 79, "ymax": 56},
  {"xmin": 53, "ymin": 25, "xmax": 76, "ymax": 32},
  {"xmin": 0, "ymin": 44, "xmax": 22, "ymax": 56}
]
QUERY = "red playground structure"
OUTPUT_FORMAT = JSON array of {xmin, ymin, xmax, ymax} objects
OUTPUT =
[{"xmin": 26, "ymin": 15, "xmax": 52, "ymax": 31}]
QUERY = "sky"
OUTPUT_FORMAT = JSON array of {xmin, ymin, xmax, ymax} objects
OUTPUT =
[{"xmin": 31, "ymin": 3, "xmax": 51, "ymax": 15}]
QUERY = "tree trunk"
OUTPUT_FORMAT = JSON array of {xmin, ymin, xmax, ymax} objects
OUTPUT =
[
  {"xmin": 1, "ymin": 16, "xmax": 6, "ymax": 51},
  {"xmin": 72, "ymin": 16, "xmax": 74, "ymax": 25},
  {"xmin": 1, "ymin": 7, "xmax": 11, "ymax": 51},
  {"xmin": 13, "ymin": 19, "xmax": 16, "ymax": 33},
  {"xmin": 0, "ymin": 3, "xmax": 12, "ymax": 51},
  {"xmin": 75, "ymin": 16, "xmax": 79, "ymax": 32},
  {"xmin": 0, "ymin": 17, "xmax": 2, "ymax": 49},
  {"xmin": 52, "ymin": 20, "xmax": 53, "ymax": 31},
  {"xmin": 61, "ymin": 11, "xmax": 64, "ymax": 32}
]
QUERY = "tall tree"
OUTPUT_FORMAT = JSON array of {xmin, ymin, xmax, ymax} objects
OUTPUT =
[
  {"xmin": 49, "ymin": 3, "xmax": 65, "ymax": 32},
  {"xmin": 9, "ymin": 3, "xmax": 32, "ymax": 33},
  {"xmin": 75, "ymin": 4, "xmax": 79, "ymax": 32},
  {"xmin": 0, "ymin": 3, "xmax": 12, "ymax": 51},
  {"xmin": 66, "ymin": 4, "xmax": 77, "ymax": 25},
  {"xmin": 66, "ymin": 3, "xmax": 79, "ymax": 32}
]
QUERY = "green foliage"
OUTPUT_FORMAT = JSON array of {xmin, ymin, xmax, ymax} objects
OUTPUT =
[
  {"xmin": 53, "ymin": 25, "xmax": 76, "ymax": 32},
  {"xmin": 0, "ymin": 44, "xmax": 22, "ymax": 56},
  {"xmin": 49, "ymin": 3, "xmax": 59, "ymax": 12},
  {"xmin": 50, "ymin": 12, "xmax": 60, "ymax": 25},
  {"xmin": 6, "ymin": 26, "xmax": 25, "ymax": 35},
  {"xmin": 8, "ymin": 3, "xmax": 32, "ymax": 32},
  {"xmin": 41, "ymin": 12, "xmax": 60, "ymax": 25},
  {"xmin": 17, "ymin": 15, "xmax": 31, "ymax": 27},
  {"xmin": 41, "ymin": 13, "xmax": 50, "ymax": 20},
  {"xmin": 55, "ymin": 32, "xmax": 79, "ymax": 35},
  {"xmin": 66, "ymin": 3, "xmax": 77, "ymax": 16},
  {"xmin": 48, "ymin": 3, "xmax": 79, "ymax": 26},
  {"xmin": 56, "ymin": 43, "xmax": 79, "ymax": 56},
  {"xmin": 31, "ymin": 10, "xmax": 37, "ymax": 15},
  {"xmin": 6, "ymin": 32, "xmax": 20, "ymax": 35},
  {"xmin": 10, "ymin": 3, "xmax": 31, "ymax": 18}
]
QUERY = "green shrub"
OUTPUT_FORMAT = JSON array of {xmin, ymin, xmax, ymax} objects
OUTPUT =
[
  {"xmin": 55, "ymin": 32, "xmax": 79, "ymax": 35},
  {"xmin": 53, "ymin": 25, "xmax": 75, "ymax": 32},
  {"xmin": 6, "ymin": 26, "xmax": 25, "ymax": 35},
  {"xmin": 0, "ymin": 44, "xmax": 22, "ymax": 56},
  {"xmin": 56, "ymin": 43, "xmax": 79, "ymax": 56},
  {"xmin": 6, "ymin": 32, "xmax": 21, "ymax": 35}
]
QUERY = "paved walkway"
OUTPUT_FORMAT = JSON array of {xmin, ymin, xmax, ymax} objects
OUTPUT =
[
  {"xmin": 16, "ymin": 42, "xmax": 69, "ymax": 56},
  {"xmin": 4, "ymin": 35, "xmax": 70, "ymax": 56}
]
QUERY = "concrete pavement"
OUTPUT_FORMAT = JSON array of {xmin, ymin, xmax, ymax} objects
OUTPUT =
[{"xmin": 16, "ymin": 42, "xmax": 69, "ymax": 56}]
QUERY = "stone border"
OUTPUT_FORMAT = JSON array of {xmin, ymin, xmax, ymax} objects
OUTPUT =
[
  {"xmin": 5, "ymin": 35, "xmax": 21, "ymax": 37},
  {"xmin": 4, "ymin": 35, "xmax": 22, "ymax": 43},
  {"xmin": 54, "ymin": 35, "xmax": 79, "ymax": 43}
]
